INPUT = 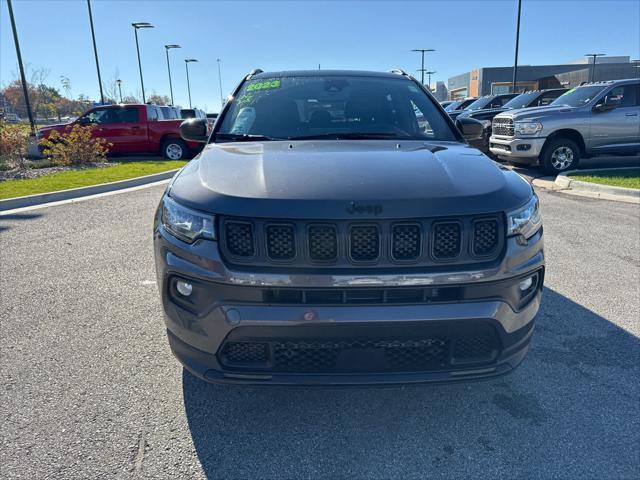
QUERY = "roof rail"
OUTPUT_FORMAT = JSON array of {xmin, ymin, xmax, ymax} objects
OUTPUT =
[
  {"xmin": 389, "ymin": 68, "xmax": 409, "ymax": 76},
  {"xmin": 248, "ymin": 68, "xmax": 264, "ymax": 77}
]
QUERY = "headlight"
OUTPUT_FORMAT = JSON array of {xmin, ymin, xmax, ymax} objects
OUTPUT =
[
  {"xmin": 161, "ymin": 196, "xmax": 215, "ymax": 243},
  {"xmin": 513, "ymin": 121, "xmax": 543, "ymax": 136},
  {"xmin": 507, "ymin": 194, "xmax": 541, "ymax": 239},
  {"xmin": 480, "ymin": 119, "xmax": 492, "ymax": 128}
]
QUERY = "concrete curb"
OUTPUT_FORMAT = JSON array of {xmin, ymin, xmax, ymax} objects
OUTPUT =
[
  {"xmin": 554, "ymin": 167, "xmax": 639, "ymax": 204},
  {"xmin": 0, "ymin": 168, "xmax": 179, "ymax": 211}
]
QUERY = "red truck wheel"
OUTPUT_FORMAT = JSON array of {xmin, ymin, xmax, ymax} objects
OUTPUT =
[{"xmin": 162, "ymin": 139, "xmax": 188, "ymax": 160}]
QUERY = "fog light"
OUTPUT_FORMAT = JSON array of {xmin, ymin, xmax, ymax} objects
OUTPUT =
[
  {"xmin": 176, "ymin": 280, "xmax": 193, "ymax": 297},
  {"xmin": 518, "ymin": 277, "xmax": 534, "ymax": 291}
]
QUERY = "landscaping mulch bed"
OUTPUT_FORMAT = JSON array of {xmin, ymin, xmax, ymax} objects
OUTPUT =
[{"xmin": 0, "ymin": 161, "xmax": 115, "ymax": 182}]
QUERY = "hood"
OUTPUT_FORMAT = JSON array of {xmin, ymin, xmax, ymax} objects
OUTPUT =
[
  {"xmin": 495, "ymin": 105, "xmax": 573, "ymax": 122},
  {"xmin": 169, "ymin": 140, "xmax": 532, "ymax": 219},
  {"xmin": 38, "ymin": 122, "xmax": 72, "ymax": 133},
  {"xmin": 464, "ymin": 107, "xmax": 509, "ymax": 120}
]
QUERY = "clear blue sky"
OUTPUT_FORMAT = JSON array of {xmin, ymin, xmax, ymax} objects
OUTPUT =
[{"xmin": 1, "ymin": 0, "xmax": 638, "ymax": 112}]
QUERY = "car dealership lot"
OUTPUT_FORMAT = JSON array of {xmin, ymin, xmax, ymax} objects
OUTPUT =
[{"xmin": 1, "ymin": 183, "xmax": 638, "ymax": 479}]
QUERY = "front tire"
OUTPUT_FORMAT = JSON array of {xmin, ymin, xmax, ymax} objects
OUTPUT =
[
  {"xmin": 162, "ymin": 138, "xmax": 188, "ymax": 160},
  {"xmin": 541, "ymin": 138, "xmax": 580, "ymax": 174}
]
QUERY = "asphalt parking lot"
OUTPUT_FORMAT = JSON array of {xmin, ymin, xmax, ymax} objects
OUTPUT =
[{"xmin": 1, "ymin": 179, "xmax": 639, "ymax": 479}]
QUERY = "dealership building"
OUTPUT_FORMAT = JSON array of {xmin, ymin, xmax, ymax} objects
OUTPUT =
[{"xmin": 446, "ymin": 56, "xmax": 638, "ymax": 99}]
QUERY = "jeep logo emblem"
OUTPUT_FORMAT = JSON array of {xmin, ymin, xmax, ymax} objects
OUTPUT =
[{"xmin": 347, "ymin": 202, "xmax": 383, "ymax": 215}]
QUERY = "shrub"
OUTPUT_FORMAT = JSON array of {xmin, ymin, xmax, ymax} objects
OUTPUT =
[
  {"xmin": 39, "ymin": 124, "xmax": 110, "ymax": 166},
  {"xmin": 0, "ymin": 120, "xmax": 29, "ymax": 169}
]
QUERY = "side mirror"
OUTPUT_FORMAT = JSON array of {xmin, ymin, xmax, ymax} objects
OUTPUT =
[
  {"xmin": 593, "ymin": 102, "xmax": 616, "ymax": 113},
  {"xmin": 456, "ymin": 117, "xmax": 484, "ymax": 141},
  {"xmin": 77, "ymin": 116, "xmax": 91, "ymax": 125},
  {"xmin": 180, "ymin": 118, "xmax": 209, "ymax": 143}
]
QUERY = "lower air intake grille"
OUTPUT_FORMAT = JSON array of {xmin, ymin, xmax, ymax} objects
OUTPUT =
[
  {"xmin": 350, "ymin": 225, "xmax": 379, "ymax": 261},
  {"xmin": 433, "ymin": 222, "xmax": 461, "ymax": 259},
  {"xmin": 266, "ymin": 225, "xmax": 295, "ymax": 260},
  {"xmin": 473, "ymin": 219, "xmax": 499, "ymax": 256},
  {"xmin": 225, "ymin": 222, "xmax": 255, "ymax": 257},
  {"xmin": 221, "ymin": 342, "xmax": 268, "ymax": 365}
]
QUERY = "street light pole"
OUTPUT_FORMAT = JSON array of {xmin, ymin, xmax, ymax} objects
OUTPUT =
[
  {"xmin": 185, "ymin": 59, "xmax": 198, "ymax": 109},
  {"xmin": 426, "ymin": 71, "xmax": 437, "ymax": 91},
  {"xmin": 131, "ymin": 22, "xmax": 154, "ymax": 103},
  {"xmin": 164, "ymin": 44, "xmax": 181, "ymax": 105},
  {"xmin": 216, "ymin": 58, "xmax": 224, "ymax": 110},
  {"xmin": 585, "ymin": 53, "xmax": 605, "ymax": 82},
  {"xmin": 6, "ymin": 0, "xmax": 35, "ymax": 134},
  {"xmin": 412, "ymin": 48, "xmax": 435, "ymax": 85},
  {"xmin": 86, "ymin": 0, "xmax": 104, "ymax": 104},
  {"xmin": 116, "ymin": 79, "xmax": 123, "ymax": 103},
  {"xmin": 511, "ymin": 0, "xmax": 522, "ymax": 93}
]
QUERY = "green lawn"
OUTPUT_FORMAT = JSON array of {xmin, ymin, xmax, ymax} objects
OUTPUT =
[
  {"xmin": 569, "ymin": 168, "xmax": 640, "ymax": 190},
  {"xmin": 0, "ymin": 160, "xmax": 186, "ymax": 200}
]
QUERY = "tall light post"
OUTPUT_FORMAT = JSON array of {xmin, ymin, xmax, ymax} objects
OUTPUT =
[
  {"xmin": 116, "ymin": 79, "xmax": 123, "ymax": 103},
  {"xmin": 585, "ymin": 53, "xmax": 605, "ymax": 82},
  {"xmin": 411, "ymin": 48, "xmax": 435, "ymax": 85},
  {"xmin": 426, "ymin": 71, "xmax": 437, "ymax": 91},
  {"xmin": 86, "ymin": 0, "xmax": 104, "ymax": 104},
  {"xmin": 217, "ymin": 58, "xmax": 224, "ymax": 110},
  {"xmin": 6, "ymin": 0, "xmax": 35, "ymax": 134},
  {"xmin": 512, "ymin": 0, "xmax": 522, "ymax": 93},
  {"xmin": 164, "ymin": 44, "xmax": 181, "ymax": 105},
  {"xmin": 184, "ymin": 59, "xmax": 198, "ymax": 108},
  {"xmin": 131, "ymin": 22, "xmax": 154, "ymax": 103}
]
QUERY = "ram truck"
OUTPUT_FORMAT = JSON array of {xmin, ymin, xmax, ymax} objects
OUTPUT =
[
  {"xmin": 37, "ymin": 104, "xmax": 202, "ymax": 159},
  {"xmin": 490, "ymin": 79, "xmax": 640, "ymax": 173}
]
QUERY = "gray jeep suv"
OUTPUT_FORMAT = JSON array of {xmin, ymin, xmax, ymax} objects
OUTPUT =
[
  {"xmin": 490, "ymin": 79, "xmax": 640, "ymax": 173},
  {"xmin": 154, "ymin": 69, "xmax": 544, "ymax": 385}
]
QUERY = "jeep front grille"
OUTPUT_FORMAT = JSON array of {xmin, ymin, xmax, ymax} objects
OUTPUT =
[
  {"xmin": 433, "ymin": 222, "xmax": 461, "ymax": 259},
  {"xmin": 220, "ymin": 214, "xmax": 504, "ymax": 268},
  {"xmin": 473, "ymin": 219, "xmax": 499, "ymax": 256},
  {"xmin": 492, "ymin": 117, "xmax": 514, "ymax": 136}
]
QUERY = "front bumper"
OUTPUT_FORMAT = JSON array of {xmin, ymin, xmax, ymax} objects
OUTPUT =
[
  {"xmin": 154, "ymin": 225, "xmax": 544, "ymax": 385},
  {"xmin": 489, "ymin": 135, "xmax": 546, "ymax": 162}
]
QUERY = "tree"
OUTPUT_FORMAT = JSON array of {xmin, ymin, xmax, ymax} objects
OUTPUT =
[{"xmin": 147, "ymin": 93, "xmax": 171, "ymax": 106}]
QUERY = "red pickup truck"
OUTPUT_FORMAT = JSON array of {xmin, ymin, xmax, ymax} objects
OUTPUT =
[{"xmin": 37, "ymin": 104, "xmax": 202, "ymax": 159}]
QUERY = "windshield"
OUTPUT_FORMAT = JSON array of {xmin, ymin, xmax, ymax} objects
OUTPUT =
[
  {"xmin": 503, "ymin": 92, "xmax": 538, "ymax": 109},
  {"xmin": 464, "ymin": 97, "xmax": 493, "ymax": 111},
  {"xmin": 216, "ymin": 75, "xmax": 458, "ymax": 141},
  {"xmin": 550, "ymin": 86, "xmax": 605, "ymax": 107}
]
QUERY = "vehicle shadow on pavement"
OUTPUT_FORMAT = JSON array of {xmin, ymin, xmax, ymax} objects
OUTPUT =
[
  {"xmin": 182, "ymin": 287, "xmax": 639, "ymax": 479},
  {"xmin": 0, "ymin": 212, "xmax": 43, "ymax": 232}
]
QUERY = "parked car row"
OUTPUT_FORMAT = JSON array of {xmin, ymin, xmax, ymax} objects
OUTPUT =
[
  {"xmin": 490, "ymin": 79, "xmax": 640, "ymax": 173},
  {"xmin": 440, "ymin": 79, "xmax": 639, "ymax": 172}
]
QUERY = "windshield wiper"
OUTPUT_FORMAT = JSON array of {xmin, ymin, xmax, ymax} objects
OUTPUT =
[
  {"xmin": 215, "ymin": 133, "xmax": 278, "ymax": 142},
  {"xmin": 288, "ymin": 132, "xmax": 410, "ymax": 140}
]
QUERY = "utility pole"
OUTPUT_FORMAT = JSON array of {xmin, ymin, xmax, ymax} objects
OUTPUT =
[
  {"xmin": 585, "ymin": 53, "xmax": 605, "ymax": 82},
  {"xmin": 6, "ymin": 0, "xmax": 35, "ymax": 134},
  {"xmin": 217, "ymin": 58, "xmax": 224, "ymax": 109},
  {"xmin": 164, "ymin": 44, "xmax": 181, "ymax": 105},
  {"xmin": 86, "ymin": 0, "xmax": 104, "ymax": 103},
  {"xmin": 412, "ymin": 48, "xmax": 435, "ymax": 85},
  {"xmin": 512, "ymin": 0, "xmax": 522, "ymax": 93},
  {"xmin": 131, "ymin": 22, "xmax": 154, "ymax": 103}
]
